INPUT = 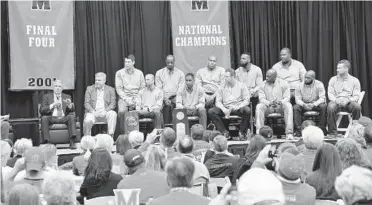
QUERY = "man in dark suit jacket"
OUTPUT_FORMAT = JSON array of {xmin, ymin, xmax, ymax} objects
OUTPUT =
[
  {"xmin": 149, "ymin": 157, "xmax": 210, "ymax": 205},
  {"xmin": 40, "ymin": 80, "xmax": 77, "ymax": 149},
  {"xmin": 83, "ymin": 72, "xmax": 117, "ymax": 136}
]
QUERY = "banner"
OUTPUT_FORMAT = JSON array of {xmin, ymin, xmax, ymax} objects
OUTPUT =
[
  {"xmin": 8, "ymin": 1, "xmax": 75, "ymax": 90},
  {"xmin": 170, "ymin": 0, "xmax": 231, "ymax": 74}
]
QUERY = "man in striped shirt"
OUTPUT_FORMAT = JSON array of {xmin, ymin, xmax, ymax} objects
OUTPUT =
[{"xmin": 176, "ymin": 73, "xmax": 207, "ymax": 128}]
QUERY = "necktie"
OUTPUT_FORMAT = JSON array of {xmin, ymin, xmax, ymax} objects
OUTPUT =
[{"xmin": 56, "ymin": 95, "xmax": 63, "ymax": 117}]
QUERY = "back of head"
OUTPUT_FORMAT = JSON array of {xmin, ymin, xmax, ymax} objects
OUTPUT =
[
  {"xmin": 259, "ymin": 126, "xmax": 273, "ymax": 140},
  {"xmin": 95, "ymin": 134, "xmax": 114, "ymax": 153},
  {"xmin": 166, "ymin": 157, "xmax": 195, "ymax": 188},
  {"xmin": 13, "ymin": 138, "xmax": 33, "ymax": 156},
  {"xmin": 42, "ymin": 171, "xmax": 76, "ymax": 205},
  {"xmin": 347, "ymin": 122, "xmax": 367, "ymax": 148},
  {"xmin": 301, "ymin": 120, "xmax": 316, "ymax": 132},
  {"xmin": 336, "ymin": 138, "xmax": 364, "ymax": 170},
  {"xmin": 1, "ymin": 140, "xmax": 12, "ymax": 165},
  {"xmin": 278, "ymin": 149, "xmax": 305, "ymax": 180},
  {"xmin": 144, "ymin": 146, "xmax": 166, "ymax": 171},
  {"xmin": 128, "ymin": 130, "xmax": 144, "ymax": 148},
  {"xmin": 80, "ymin": 135, "xmax": 96, "ymax": 151},
  {"xmin": 213, "ymin": 135, "xmax": 228, "ymax": 152},
  {"xmin": 365, "ymin": 125, "xmax": 372, "ymax": 144},
  {"xmin": 7, "ymin": 183, "xmax": 40, "ymax": 205},
  {"xmin": 358, "ymin": 116, "xmax": 372, "ymax": 128},
  {"xmin": 178, "ymin": 135, "xmax": 194, "ymax": 154},
  {"xmin": 116, "ymin": 134, "xmax": 132, "ymax": 155},
  {"xmin": 40, "ymin": 144, "xmax": 57, "ymax": 168},
  {"xmin": 191, "ymin": 124, "xmax": 204, "ymax": 141},
  {"xmin": 335, "ymin": 165, "xmax": 372, "ymax": 205},
  {"xmin": 85, "ymin": 148, "xmax": 112, "ymax": 185},
  {"xmin": 245, "ymin": 135, "xmax": 266, "ymax": 158},
  {"xmin": 24, "ymin": 147, "xmax": 46, "ymax": 175},
  {"xmin": 160, "ymin": 128, "xmax": 176, "ymax": 148},
  {"xmin": 239, "ymin": 168, "xmax": 285, "ymax": 205},
  {"xmin": 302, "ymin": 125, "xmax": 324, "ymax": 149},
  {"xmin": 206, "ymin": 130, "xmax": 222, "ymax": 143}
]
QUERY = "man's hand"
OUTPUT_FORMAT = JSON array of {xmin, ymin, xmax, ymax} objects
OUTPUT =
[
  {"xmin": 255, "ymin": 145, "xmax": 273, "ymax": 165},
  {"xmin": 164, "ymin": 99, "xmax": 172, "ymax": 106},
  {"xmin": 335, "ymin": 98, "xmax": 343, "ymax": 105},
  {"xmin": 223, "ymin": 108, "xmax": 231, "ymax": 118},
  {"xmin": 231, "ymin": 106, "xmax": 240, "ymax": 112},
  {"xmin": 97, "ymin": 110, "xmax": 106, "ymax": 118},
  {"xmin": 145, "ymin": 130, "xmax": 158, "ymax": 144},
  {"xmin": 65, "ymin": 98, "xmax": 74, "ymax": 109},
  {"xmin": 303, "ymin": 103, "xmax": 312, "ymax": 111},
  {"xmin": 52, "ymin": 102, "xmax": 61, "ymax": 109},
  {"xmin": 341, "ymin": 98, "xmax": 351, "ymax": 107}
]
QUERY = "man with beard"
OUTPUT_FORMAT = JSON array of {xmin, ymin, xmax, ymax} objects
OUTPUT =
[
  {"xmin": 155, "ymin": 55, "xmax": 185, "ymax": 124},
  {"xmin": 272, "ymin": 48, "xmax": 306, "ymax": 102},
  {"xmin": 293, "ymin": 70, "xmax": 327, "ymax": 135},
  {"xmin": 235, "ymin": 52, "xmax": 263, "ymax": 116},
  {"xmin": 256, "ymin": 69, "xmax": 294, "ymax": 139},
  {"xmin": 195, "ymin": 56, "xmax": 225, "ymax": 109}
]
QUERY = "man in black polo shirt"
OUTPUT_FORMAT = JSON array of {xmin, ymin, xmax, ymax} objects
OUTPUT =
[{"xmin": 204, "ymin": 135, "xmax": 239, "ymax": 180}]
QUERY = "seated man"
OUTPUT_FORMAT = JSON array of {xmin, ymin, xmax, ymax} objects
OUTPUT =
[
  {"xmin": 83, "ymin": 72, "xmax": 117, "ymax": 137},
  {"xmin": 204, "ymin": 135, "xmax": 239, "ymax": 180},
  {"xmin": 293, "ymin": 70, "xmax": 327, "ymax": 135},
  {"xmin": 256, "ymin": 69, "xmax": 294, "ymax": 139},
  {"xmin": 195, "ymin": 56, "xmax": 225, "ymax": 109},
  {"xmin": 136, "ymin": 74, "xmax": 163, "ymax": 129},
  {"xmin": 208, "ymin": 68, "xmax": 251, "ymax": 139},
  {"xmin": 176, "ymin": 73, "xmax": 207, "ymax": 128},
  {"xmin": 155, "ymin": 55, "xmax": 185, "ymax": 124},
  {"xmin": 40, "ymin": 80, "xmax": 77, "ymax": 149},
  {"xmin": 327, "ymin": 60, "xmax": 361, "ymax": 138},
  {"xmin": 115, "ymin": 55, "xmax": 145, "ymax": 133},
  {"xmin": 1, "ymin": 115, "xmax": 10, "ymax": 140}
]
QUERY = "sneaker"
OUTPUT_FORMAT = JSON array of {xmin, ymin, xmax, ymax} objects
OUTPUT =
[{"xmin": 286, "ymin": 134, "xmax": 294, "ymax": 140}]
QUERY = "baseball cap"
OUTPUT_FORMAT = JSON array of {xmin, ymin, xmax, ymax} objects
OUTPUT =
[
  {"xmin": 24, "ymin": 147, "xmax": 46, "ymax": 172},
  {"xmin": 124, "ymin": 149, "xmax": 145, "ymax": 167}
]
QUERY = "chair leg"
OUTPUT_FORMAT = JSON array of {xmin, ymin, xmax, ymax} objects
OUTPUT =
[{"xmin": 336, "ymin": 115, "xmax": 343, "ymax": 130}]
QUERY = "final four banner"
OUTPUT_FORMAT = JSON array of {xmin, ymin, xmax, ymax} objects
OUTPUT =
[
  {"xmin": 8, "ymin": 1, "xmax": 75, "ymax": 90},
  {"xmin": 170, "ymin": 0, "xmax": 231, "ymax": 74}
]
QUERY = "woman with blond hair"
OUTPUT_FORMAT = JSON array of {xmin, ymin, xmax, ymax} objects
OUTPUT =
[
  {"xmin": 336, "ymin": 138, "xmax": 371, "ymax": 170},
  {"xmin": 6, "ymin": 138, "xmax": 32, "ymax": 168},
  {"xmin": 6, "ymin": 183, "xmax": 40, "ymax": 205},
  {"xmin": 144, "ymin": 145, "xmax": 166, "ymax": 171}
]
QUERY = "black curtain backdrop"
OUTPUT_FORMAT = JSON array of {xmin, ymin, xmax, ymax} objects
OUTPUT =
[{"xmin": 1, "ymin": 1, "xmax": 371, "ymax": 141}]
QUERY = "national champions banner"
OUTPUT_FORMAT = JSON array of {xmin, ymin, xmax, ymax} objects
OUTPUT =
[
  {"xmin": 170, "ymin": 1, "xmax": 231, "ymax": 74},
  {"xmin": 8, "ymin": 1, "xmax": 75, "ymax": 90}
]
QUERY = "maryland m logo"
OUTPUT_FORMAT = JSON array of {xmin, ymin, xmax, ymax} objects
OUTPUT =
[
  {"xmin": 31, "ymin": 0, "xmax": 51, "ymax": 11},
  {"xmin": 191, "ymin": 0, "xmax": 209, "ymax": 11}
]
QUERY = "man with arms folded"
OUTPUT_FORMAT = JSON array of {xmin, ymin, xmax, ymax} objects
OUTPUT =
[
  {"xmin": 176, "ymin": 73, "xmax": 207, "ymax": 129},
  {"xmin": 272, "ymin": 48, "xmax": 306, "ymax": 101},
  {"xmin": 135, "ymin": 74, "xmax": 163, "ymax": 129},
  {"xmin": 208, "ymin": 68, "xmax": 251, "ymax": 139},
  {"xmin": 83, "ymin": 72, "xmax": 117, "ymax": 137},
  {"xmin": 327, "ymin": 60, "xmax": 361, "ymax": 138},
  {"xmin": 155, "ymin": 55, "xmax": 185, "ymax": 124},
  {"xmin": 293, "ymin": 70, "xmax": 327, "ymax": 135},
  {"xmin": 256, "ymin": 69, "xmax": 294, "ymax": 139},
  {"xmin": 195, "ymin": 56, "xmax": 225, "ymax": 109},
  {"xmin": 40, "ymin": 80, "xmax": 77, "ymax": 149},
  {"xmin": 115, "ymin": 54, "xmax": 145, "ymax": 133}
]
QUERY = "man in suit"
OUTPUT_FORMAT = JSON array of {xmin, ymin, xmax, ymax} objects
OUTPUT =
[
  {"xmin": 40, "ymin": 80, "xmax": 77, "ymax": 149},
  {"xmin": 149, "ymin": 157, "xmax": 210, "ymax": 205},
  {"xmin": 83, "ymin": 72, "xmax": 117, "ymax": 137}
]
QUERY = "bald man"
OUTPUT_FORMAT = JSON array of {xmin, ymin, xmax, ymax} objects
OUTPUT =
[
  {"xmin": 236, "ymin": 52, "xmax": 263, "ymax": 97},
  {"xmin": 293, "ymin": 70, "xmax": 327, "ymax": 135},
  {"xmin": 136, "ymin": 74, "xmax": 164, "ymax": 128},
  {"xmin": 272, "ymin": 48, "xmax": 306, "ymax": 101},
  {"xmin": 155, "ymin": 55, "xmax": 185, "ymax": 124},
  {"xmin": 40, "ymin": 80, "xmax": 77, "ymax": 148},
  {"xmin": 195, "ymin": 56, "xmax": 226, "ymax": 109},
  {"xmin": 256, "ymin": 69, "xmax": 294, "ymax": 139}
]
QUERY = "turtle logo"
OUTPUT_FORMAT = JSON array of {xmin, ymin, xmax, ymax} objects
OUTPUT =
[{"xmin": 126, "ymin": 116, "xmax": 138, "ymax": 127}]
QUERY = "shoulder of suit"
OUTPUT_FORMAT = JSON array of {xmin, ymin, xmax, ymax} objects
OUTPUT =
[
  {"xmin": 105, "ymin": 85, "xmax": 115, "ymax": 91},
  {"xmin": 62, "ymin": 93, "xmax": 71, "ymax": 98}
]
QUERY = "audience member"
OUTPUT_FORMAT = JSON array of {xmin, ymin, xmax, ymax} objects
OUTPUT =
[
  {"xmin": 6, "ymin": 183, "xmax": 40, "ymax": 205},
  {"xmin": 144, "ymin": 145, "xmax": 166, "ymax": 171},
  {"xmin": 40, "ymin": 144, "xmax": 58, "ymax": 170},
  {"xmin": 116, "ymin": 134, "xmax": 132, "ymax": 155},
  {"xmin": 306, "ymin": 143, "xmax": 342, "ymax": 201},
  {"xmin": 95, "ymin": 134, "xmax": 126, "ymax": 175},
  {"xmin": 296, "ymin": 120, "xmax": 316, "ymax": 152},
  {"xmin": 364, "ymin": 125, "xmax": 372, "ymax": 162},
  {"xmin": 128, "ymin": 130, "xmax": 144, "ymax": 149},
  {"xmin": 6, "ymin": 147, "xmax": 48, "ymax": 192},
  {"xmin": 301, "ymin": 120, "xmax": 316, "ymax": 132},
  {"xmin": 204, "ymin": 135, "xmax": 239, "ymax": 180},
  {"xmin": 80, "ymin": 148, "xmax": 122, "ymax": 200},
  {"xmin": 6, "ymin": 138, "xmax": 32, "ymax": 168},
  {"xmin": 118, "ymin": 149, "xmax": 169, "ymax": 204},
  {"xmin": 258, "ymin": 126, "xmax": 274, "ymax": 140},
  {"xmin": 72, "ymin": 135, "xmax": 95, "ymax": 176},
  {"xmin": 178, "ymin": 135, "xmax": 210, "ymax": 185},
  {"xmin": 203, "ymin": 130, "xmax": 221, "ymax": 143},
  {"xmin": 336, "ymin": 138, "xmax": 370, "ymax": 170},
  {"xmin": 42, "ymin": 171, "xmax": 77, "ymax": 205},
  {"xmin": 347, "ymin": 122, "xmax": 367, "ymax": 148},
  {"xmin": 232, "ymin": 135, "xmax": 266, "ymax": 182},
  {"xmin": 1, "ymin": 140, "xmax": 12, "ymax": 178},
  {"xmin": 149, "ymin": 157, "xmax": 210, "ymax": 205},
  {"xmin": 160, "ymin": 128, "xmax": 180, "ymax": 160},
  {"xmin": 202, "ymin": 131, "xmax": 225, "ymax": 163},
  {"xmin": 335, "ymin": 165, "xmax": 372, "ymax": 205},
  {"xmin": 301, "ymin": 126, "xmax": 324, "ymax": 174},
  {"xmin": 357, "ymin": 116, "xmax": 372, "ymax": 128},
  {"xmin": 191, "ymin": 124, "xmax": 211, "ymax": 151}
]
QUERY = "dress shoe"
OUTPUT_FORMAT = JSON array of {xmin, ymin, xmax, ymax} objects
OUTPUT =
[
  {"xmin": 286, "ymin": 134, "xmax": 294, "ymax": 140},
  {"xmin": 69, "ymin": 140, "xmax": 77, "ymax": 149}
]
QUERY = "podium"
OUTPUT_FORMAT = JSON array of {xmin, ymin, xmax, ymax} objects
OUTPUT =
[
  {"xmin": 172, "ymin": 109, "xmax": 190, "ymax": 136},
  {"xmin": 124, "ymin": 111, "xmax": 139, "ymax": 134}
]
